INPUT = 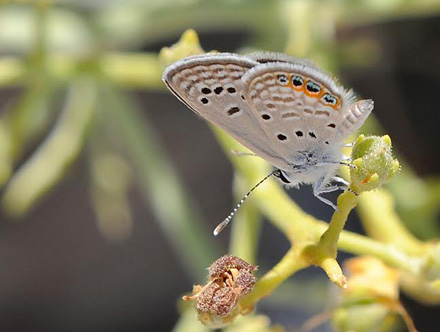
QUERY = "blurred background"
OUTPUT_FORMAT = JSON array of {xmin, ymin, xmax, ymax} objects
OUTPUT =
[{"xmin": 0, "ymin": 0, "xmax": 440, "ymax": 331}]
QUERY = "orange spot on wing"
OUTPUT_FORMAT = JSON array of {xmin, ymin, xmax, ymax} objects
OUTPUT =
[
  {"xmin": 304, "ymin": 78, "xmax": 324, "ymax": 99},
  {"xmin": 286, "ymin": 75, "xmax": 304, "ymax": 92}
]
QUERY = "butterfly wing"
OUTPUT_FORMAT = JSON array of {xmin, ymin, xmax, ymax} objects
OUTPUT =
[
  {"xmin": 162, "ymin": 53, "xmax": 291, "ymax": 170},
  {"xmin": 241, "ymin": 57, "xmax": 372, "ymax": 163},
  {"xmin": 248, "ymin": 52, "xmax": 374, "ymax": 142},
  {"xmin": 334, "ymin": 99, "xmax": 374, "ymax": 141}
]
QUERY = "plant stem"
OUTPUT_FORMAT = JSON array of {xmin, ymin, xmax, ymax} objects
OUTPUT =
[
  {"xmin": 239, "ymin": 247, "xmax": 309, "ymax": 311},
  {"xmin": 319, "ymin": 190, "xmax": 358, "ymax": 256},
  {"xmin": 104, "ymin": 84, "xmax": 220, "ymax": 281},
  {"xmin": 357, "ymin": 190, "xmax": 426, "ymax": 255},
  {"xmin": 173, "ymin": 307, "xmax": 210, "ymax": 332},
  {"xmin": 324, "ymin": 224, "xmax": 423, "ymax": 275},
  {"xmin": 229, "ymin": 173, "xmax": 262, "ymax": 265},
  {"xmin": 1, "ymin": 76, "xmax": 98, "ymax": 216},
  {"xmin": 0, "ymin": 53, "xmax": 164, "ymax": 89}
]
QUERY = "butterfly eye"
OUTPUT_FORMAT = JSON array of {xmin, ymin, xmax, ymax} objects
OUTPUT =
[
  {"xmin": 322, "ymin": 93, "xmax": 337, "ymax": 106},
  {"xmin": 291, "ymin": 75, "xmax": 303, "ymax": 87},
  {"xmin": 306, "ymin": 80, "xmax": 321, "ymax": 94},
  {"xmin": 277, "ymin": 74, "xmax": 288, "ymax": 85}
]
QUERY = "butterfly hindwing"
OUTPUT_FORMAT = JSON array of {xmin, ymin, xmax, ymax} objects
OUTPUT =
[{"xmin": 241, "ymin": 60, "xmax": 359, "ymax": 160}]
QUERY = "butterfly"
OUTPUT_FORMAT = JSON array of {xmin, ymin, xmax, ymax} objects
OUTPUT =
[{"xmin": 162, "ymin": 52, "xmax": 373, "ymax": 235}]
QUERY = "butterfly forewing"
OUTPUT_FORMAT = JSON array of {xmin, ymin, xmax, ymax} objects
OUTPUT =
[{"xmin": 162, "ymin": 53, "xmax": 290, "ymax": 170}]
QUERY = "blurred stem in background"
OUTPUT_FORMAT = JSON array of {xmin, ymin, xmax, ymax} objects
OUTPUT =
[
  {"xmin": 1, "ymin": 75, "xmax": 98, "ymax": 216},
  {"xmin": 88, "ymin": 129, "xmax": 135, "ymax": 242},
  {"xmin": 102, "ymin": 84, "xmax": 220, "ymax": 280},
  {"xmin": 229, "ymin": 173, "xmax": 263, "ymax": 265}
]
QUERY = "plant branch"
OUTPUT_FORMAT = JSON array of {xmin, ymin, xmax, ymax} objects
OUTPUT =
[{"xmin": 229, "ymin": 173, "xmax": 262, "ymax": 265}]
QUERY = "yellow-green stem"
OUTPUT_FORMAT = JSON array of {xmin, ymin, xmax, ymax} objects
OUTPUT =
[
  {"xmin": 1, "ymin": 76, "xmax": 97, "ymax": 216},
  {"xmin": 319, "ymin": 190, "xmax": 358, "ymax": 255},
  {"xmin": 229, "ymin": 173, "xmax": 262, "ymax": 265},
  {"xmin": 357, "ymin": 190, "xmax": 426, "ymax": 256},
  {"xmin": 238, "ymin": 247, "xmax": 309, "ymax": 311}
]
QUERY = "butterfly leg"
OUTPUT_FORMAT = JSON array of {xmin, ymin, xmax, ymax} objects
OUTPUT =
[
  {"xmin": 317, "ymin": 185, "xmax": 340, "ymax": 194},
  {"xmin": 313, "ymin": 177, "xmax": 339, "ymax": 211},
  {"xmin": 332, "ymin": 176, "xmax": 349, "ymax": 189},
  {"xmin": 333, "ymin": 176, "xmax": 360, "ymax": 196},
  {"xmin": 314, "ymin": 190, "xmax": 339, "ymax": 211},
  {"xmin": 344, "ymin": 142, "xmax": 355, "ymax": 147},
  {"xmin": 230, "ymin": 150, "xmax": 257, "ymax": 157}
]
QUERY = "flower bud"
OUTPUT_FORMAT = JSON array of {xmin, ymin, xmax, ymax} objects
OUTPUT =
[
  {"xmin": 400, "ymin": 242, "xmax": 440, "ymax": 305},
  {"xmin": 332, "ymin": 257, "xmax": 417, "ymax": 332},
  {"xmin": 183, "ymin": 255, "xmax": 257, "ymax": 328},
  {"xmin": 159, "ymin": 29, "xmax": 205, "ymax": 66},
  {"xmin": 350, "ymin": 135, "xmax": 400, "ymax": 194}
]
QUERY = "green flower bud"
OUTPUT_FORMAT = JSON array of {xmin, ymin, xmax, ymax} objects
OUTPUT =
[
  {"xmin": 332, "ymin": 257, "xmax": 417, "ymax": 332},
  {"xmin": 159, "ymin": 29, "xmax": 205, "ymax": 66},
  {"xmin": 400, "ymin": 242, "xmax": 440, "ymax": 305},
  {"xmin": 332, "ymin": 302, "xmax": 400, "ymax": 332},
  {"xmin": 350, "ymin": 135, "xmax": 400, "ymax": 194}
]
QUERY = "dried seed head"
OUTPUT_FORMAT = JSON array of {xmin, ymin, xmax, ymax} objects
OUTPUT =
[
  {"xmin": 183, "ymin": 255, "xmax": 257, "ymax": 328},
  {"xmin": 208, "ymin": 255, "xmax": 257, "ymax": 278}
]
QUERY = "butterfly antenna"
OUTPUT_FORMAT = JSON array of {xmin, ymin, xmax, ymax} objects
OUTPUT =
[{"xmin": 213, "ymin": 170, "xmax": 280, "ymax": 236}]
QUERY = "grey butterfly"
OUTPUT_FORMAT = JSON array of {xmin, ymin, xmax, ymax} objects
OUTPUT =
[{"xmin": 162, "ymin": 52, "xmax": 373, "ymax": 235}]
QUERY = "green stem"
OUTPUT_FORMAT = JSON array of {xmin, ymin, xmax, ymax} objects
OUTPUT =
[
  {"xmin": 0, "ymin": 57, "xmax": 26, "ymax": 88},
  {"xmin": 229, "ymin": 173, "xmax": 262, "ymax": 265},
  {"xmin": 103, "ymin": 84, "xmax": 219, "ymax": 281},
  {"xmin": 239, "ymin": 247, "xmax": 308, "ymax": 311},
  {"xmin": 96, "ymin": 0, "xmax": 285, "ymax": 51},
  {"xmin": 1, "ymin": 76, "xmax": 98, "ymax": 216},
  {"xmin": 101, "ymin": 53, "xmax": 164, "ymax": 89},
  {"xmin": 335, "ymin": 226, "xmax": 423, "ymax": 275},
  {"xmin": 357, "ymin": 190, "xmax": 426, "ymax": 256},
  {"xmin": 319, "ymin": 190, "xmax": 358, "ymax": 256},
  {"xmin": 33, "ymin": 0, "xmax": 49, "ymax": 69},
  {"xmin": 0, "ymin": 53, "xmax": 164, "ymax": 89},
  {"xmin": 173, "ymin": 307, "xmax": 210, "ymax": 332}
]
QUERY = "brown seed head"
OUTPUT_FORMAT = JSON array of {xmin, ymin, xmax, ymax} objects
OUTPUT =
[
  {"xmin": 183, "ymin": 255, "xmax": 257, "ymax": 327},
  {"xmin": 208, "ymin": 255, "xmax": 257, "ymax": 279}
]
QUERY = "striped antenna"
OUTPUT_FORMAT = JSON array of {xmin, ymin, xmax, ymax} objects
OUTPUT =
[{"xmin": 213, "ymin": 170, "xmax": 280, "ymax": 236}]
